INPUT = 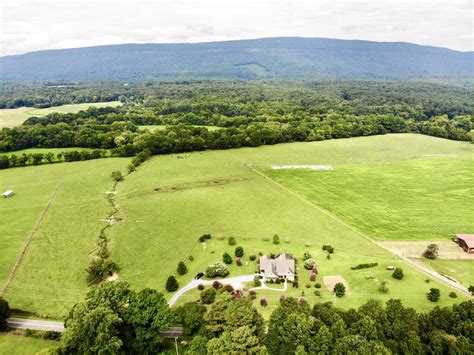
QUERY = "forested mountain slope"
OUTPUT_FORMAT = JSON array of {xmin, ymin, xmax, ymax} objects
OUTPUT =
[{"xmin": 1, "ymin": 37, "xmax": 472, "ymax": 82}]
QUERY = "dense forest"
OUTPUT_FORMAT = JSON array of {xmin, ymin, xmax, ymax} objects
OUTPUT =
[
  {"xmin": 2, "ymin": 282, "xmax": 471, "ymax": 354},
  {"xmin": 0, "ymin": 81, "xmax": 472, "ymax": 169},
  {"xmin": 1, "ymin": 37, "xmax": 473, "ymax": 82}
]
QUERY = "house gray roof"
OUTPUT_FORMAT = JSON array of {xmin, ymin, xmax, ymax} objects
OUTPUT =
[{"xmin": 259, "ymin": 253, "xmax": 295, "ymax": 277}]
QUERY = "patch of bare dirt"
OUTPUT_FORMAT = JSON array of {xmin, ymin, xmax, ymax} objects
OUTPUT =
[
  {"xmin": 154, "ymin": 177, "xmax": 249, "ymax": 193},
  {"xmin": 323, "ymin": 275, "xmax": 351, "ymax": 295},
  {"xmin": 380, "ymin": 241, "xmax": 473, "ymax": 260}
]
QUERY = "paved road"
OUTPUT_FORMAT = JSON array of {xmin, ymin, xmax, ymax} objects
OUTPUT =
[
  {"xmin": 168, "ymin": 274, "xmax": 258, "ymax": 307},
  {"xmin": 7, "ymin": 318, "xmax": 64, "ymax": 332},
  {"xmin": 7, "ymin": 318, "xmax": 183, "ymax": 338}
]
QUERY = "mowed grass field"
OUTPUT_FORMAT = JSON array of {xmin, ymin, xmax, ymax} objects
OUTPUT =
[
  {"xmin": 0, "ymin": 334, "xmax": 57, "ymax": 354},
  {"xmin": 0, "ymin": 101, "xmax": 122, "ymax": 128},
  {"xmin": 1, "ymin": 134, "xmax": 472, "ymax": 319},
  {"xmin": 264, "ymin": 158, "xmax": 474, "ymax": 241},
  {"xmin": 0, "ymin": 158, "xmax": 129, "ymax": 317}
]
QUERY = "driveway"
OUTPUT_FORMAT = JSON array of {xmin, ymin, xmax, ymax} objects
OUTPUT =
[
  {"xmin": 7, "ymin": 318, "xmax": 64, "ymax": 332},
  {"xmin": 168, "ymin": 274, "xmax": 258, "ymax": 307}
]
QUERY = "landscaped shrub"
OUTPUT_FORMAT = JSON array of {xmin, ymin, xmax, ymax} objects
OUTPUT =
[
  {"xmin": 198, "ymin": 235, "xmax": 206, "ymax": 243},
  {"xmin": 224, "ymin": 284, "xmax": 234, "ymax": 292},
  {"xmin": 273, "ymin": 234, "xmax": 280, "ymax": 244},
  {"xmin": 205, "ymin": 262, "xmax": 229, "ymax": 278},
  {"xmin": 449, "ymin": 292, "xmax": 457, "ymax": 298},
  {"xmin": 304, "ymin": 258, "xmax": 316, "ymax": 270},
  {"xmin": 323, "ymin": 245, "xmax": 334, "ymax": 253},
  {"xmin": 200, "ymin": 288, "xmax": 217, "ymax": 304},
  {"xmin": 249, "ymin": 255, "xmax": 257, "ymax": 261},
  {"xmin": 310, "ymin": 272, "xmax": 317, "ymax": 281},
  {"xmin": 392, "ymin": 268, "xmax": 404, "ymax": 280},
  {"xmin": 427, "ymin": 288, "xmax": 441, "ymax": 302},
  {"xmin": 188, "ymin": 255, "xmax": 194, "ymax": 261},
  {"xmin": 279, "ymin": 295, "xmax": 286, "ymax": 302},
  {"xmin": 236, "ymin": 257, "xmax": 242, "ymax": 266},
  {"xmin": 423, "ymin": 244, "xmax": 439, "ymax": 260},
  {"xmin": 326, "ymin": 254, "xmax": 331, "ymax": 260},
  {"xmin": 228, "ymin": 236, "xmax": 236, "ymax": 246},
  {"xmin": 314, "ymin": 290, "xmax": 321, "ymax": 296},
  {"xmin": 303, "ymin": 252, "xmax": 311, "ymax": 260},
  {"xmin": 222, "ymin": 252, "xmax": 233, "ymax": 265},
  {"xmin": 235, "ymin": 246, "xmax": 244, "ymax": 257},
  {"xmin": 378, "ymin": 281, "xmax": 389, "ymax": 294},
  {"xmin": 197, "ymin": 284, "xmax": 205, "ymax": 291},
  {"xmin": 166, "ymin": 276, "xmax": 179, "ymax": 292},
  {"xmin": 203, "ymin": 234, "xmax": 211, "ymax": 240},
  {"xmin": 314, "ymin": 283, "xmax": 321, "ymax": 288},
  {"xmin": 177, "ymin": 261, "xmax": 188, "ymax": 275},
  {"xmin": 351, "ymin": 262, "xmax": 378, "ymax": 270},
  {"xmin": 275, "ymin": 279, "xmax": 281, "ymax": 285},
  {"xmin": 334, "ymin": 282, "xmax": 346, "ymax": 297},
  {"xmin": 260, "ymin": 298, "xmax": 268, "ymax": 307},
  {"xmin": 253, "ymin": 275, "xmax": 261, "ymax": 287},
  {"xmin": 212, "ymin": 281, "xmax": 221, "ymax": 289},
  {"xmin": 306, "ymin": 283, "xmax": 311, "ymax": 288},
  {"xmin": 248, "ymin": 290, "xmax": 257, "ymax": 300}
]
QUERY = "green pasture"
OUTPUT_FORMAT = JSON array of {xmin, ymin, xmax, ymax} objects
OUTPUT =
[
  {"xmin": 0, "ymin": 101, "xmax": 122, "ymax": 128},
  {"xmin": 0, "ymin": 334, "xmax": 57, "ymax": 354},
  {"xmin": 0, "ymin": 158, "xmax": 129, "ymax": 317},
  {"xmin": 1, "ymin": 133, "xmax": 472, "ymax": 318},
  {"xmin": 422, "ymin": 259, "xmax": 474, "ymax": 287},
  {"xmin": 264, "ymin": 157, "xmax": 474, "ymax": 241},
  {"xmin": 111, "ymin": 134, "xmax": 472, "ymax": 315}
]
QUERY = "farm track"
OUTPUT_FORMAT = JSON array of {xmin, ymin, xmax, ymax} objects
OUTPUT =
[
  {"xmin": 243, "ymin": 163, "xmax": 472, "ymax": 297},
  {"xmin": 1, "ymin": 182, "xmax": 61, "ymax": 297}
]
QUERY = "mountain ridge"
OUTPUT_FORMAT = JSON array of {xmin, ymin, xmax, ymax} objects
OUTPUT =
[{"xmin": 1, "ymin": 37, "xmax": 472, "ymax": 82}]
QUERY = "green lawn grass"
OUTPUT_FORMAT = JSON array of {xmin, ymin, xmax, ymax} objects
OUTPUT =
[
  {"xmin": 0, "ymin": 334, "xmax": 57, "ymax": 354},
  {"xmin": 1, "ymin": 134, "xmax": 472, "ymax": 318},
  {"xmin": 0, "ymin": 158, "xmax": 129, "ymax": 317},
  {"xmin": 0, "ymin": 101, "xmax": 122, "ymax": 128}
]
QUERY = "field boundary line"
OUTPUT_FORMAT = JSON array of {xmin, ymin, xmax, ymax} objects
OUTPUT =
[
  {"xmin": 244, "ymin": 163, "xmax": 472, "ymax": 297},
  {"xmin": 1, "ymin": 182, "xmax": 61, "ymax": 297}
]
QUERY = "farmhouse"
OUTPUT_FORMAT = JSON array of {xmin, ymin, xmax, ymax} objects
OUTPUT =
[
  {"xmin": 2, "ymin": 190, "xmax": 14, "ymax": 198},
  {"xmin": 454, "ymin": 234, "xmax": 474, "ymax": 254},
  {"xmin": 259, "ymin": 253, "xmax": 295, "ymax": 281}
]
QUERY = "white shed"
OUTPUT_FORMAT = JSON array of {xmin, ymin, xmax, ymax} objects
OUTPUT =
[{"xmin": 2, "ymin": 190, "xmax": 14, "ymax": 198}]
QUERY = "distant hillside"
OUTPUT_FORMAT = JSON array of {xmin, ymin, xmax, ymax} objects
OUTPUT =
[{"xmin": 0, "ymin": 37, "xmax": 472, "ymax": 82}]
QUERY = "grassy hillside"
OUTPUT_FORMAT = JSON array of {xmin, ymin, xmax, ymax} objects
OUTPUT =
[
  {"xmin": 0, "ymin": 101, "xmax": 122, "ymax": 128},
  {"xmin": 1, "ymin": 134, "xmax": 471, "ymax": 318},
  {"xmin": 0, "ymin": 158, "xmax": 129, "ymax": 316}
]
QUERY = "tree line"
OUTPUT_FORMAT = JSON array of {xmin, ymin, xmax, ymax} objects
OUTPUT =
[{"xmin": 2, "ymin": 282, "xmax": 471, "ymax": 354}]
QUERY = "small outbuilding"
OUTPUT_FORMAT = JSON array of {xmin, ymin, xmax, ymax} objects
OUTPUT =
[
  {"xmin": 2, "ymin": 190, "xmax": 14, "ymax": 198},
  {"xmin": 454, "ymin": 234, "xmax": 474, "ymax": 254}
]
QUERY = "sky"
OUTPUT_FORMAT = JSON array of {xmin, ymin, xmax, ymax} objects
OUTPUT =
[{"xmin": 0, "ymin": 0, "xmax": 472, "ymax": 56}]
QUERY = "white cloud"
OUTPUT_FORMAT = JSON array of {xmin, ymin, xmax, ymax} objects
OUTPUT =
[{"xmin": 0, "ymin": 0, "xmax": 472, "ymax": 56}]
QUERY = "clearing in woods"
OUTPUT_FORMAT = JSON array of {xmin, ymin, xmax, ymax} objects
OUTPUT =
[
  {"xmin": 0, "ymin": 133, "xmax": 472, "ymax": 318},
  {"xmin": 0, "ymin": 101, "xmax": 122, "ymax": 128}
]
